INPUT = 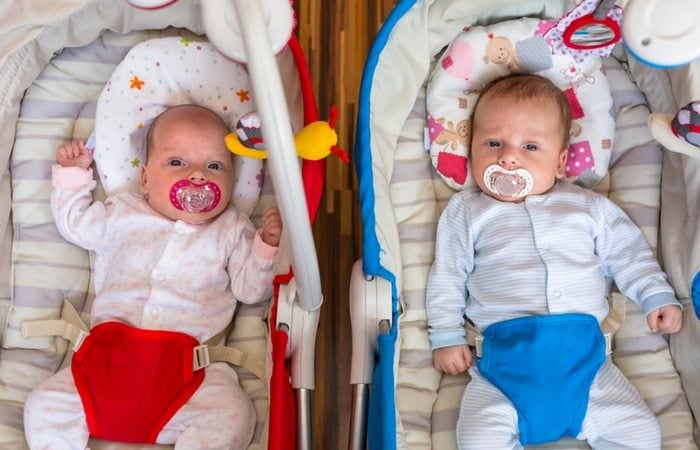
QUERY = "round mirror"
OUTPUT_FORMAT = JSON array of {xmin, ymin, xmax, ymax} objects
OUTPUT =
[{"xmin": 563, "ymin": 14, "xmax": 621, "ymax": 50}]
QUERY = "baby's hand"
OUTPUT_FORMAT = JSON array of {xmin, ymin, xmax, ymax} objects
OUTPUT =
[
  {"xmin": 433, "ymin": 344, "xmax": 473, "ymax": 375},
  {"xmin": 261, "ymin": 207, "xmax": 282, "ymax": 247},
  {"xmin": 647, "ymin": 305, "xmax": 683, "ymax": 334},
  {"xmin": 57, "ymin": 140, "xmax": 93, "ymax": 169}
]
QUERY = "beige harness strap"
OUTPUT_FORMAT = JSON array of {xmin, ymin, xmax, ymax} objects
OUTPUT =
[
  {"xmin": 466, "ymin": 294, "xmax": 626, "ymax": 358},
  {"xmin": 20, "ymin": 299, "xmax": 90, "ymax": 351},
  {"xmin": 21, "ymin": 299, "xmax": 266, "ymax": 380},
  {"xmin": 600, "ymin": 292, "xmax": 626, "ymax": 337},
  {"xmin": 193, "ymin": 344, "xmax": 266, "ymax": 380}
]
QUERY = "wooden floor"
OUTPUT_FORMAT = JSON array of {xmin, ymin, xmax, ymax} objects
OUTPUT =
[{"xmin": 294, "ymin": 1, "xmax": 396, "ymax": 449}]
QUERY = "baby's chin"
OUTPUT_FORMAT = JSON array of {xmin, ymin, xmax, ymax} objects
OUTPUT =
[
  {"xmin": 479, "ymin": 182, "xmax": 556, "ymax": 203},
  {"xmin": 484, "ymin": 191, "xmax": 526, "ymax": 203},
  {"xmin": 172, "ymin": 208, "xmax": 225, "ymax": 224},
  {"xmin": 146, "ymin": 198, "xmax": 224, "ymax": 224},
  {"xmin": 475, "ymin": 180, "xmax": 523, "ymax": 203}
]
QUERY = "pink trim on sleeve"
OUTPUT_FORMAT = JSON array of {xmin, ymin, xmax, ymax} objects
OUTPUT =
[
  {"xmin": 52, "ymin": 165, "xmax": 94, "ymax": 189},
  {"xmin": 253, "ymin": 229, "xmax": 279, "ymax": 260}
]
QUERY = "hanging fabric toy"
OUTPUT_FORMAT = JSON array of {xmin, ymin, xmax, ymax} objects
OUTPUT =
[
  {"xmin": 544, "ymin": 0, "xmax": 622, "ymax": 63},
  {"xmin": 225, "ymin": 106, "xmax": 349, "ymax": 163}
]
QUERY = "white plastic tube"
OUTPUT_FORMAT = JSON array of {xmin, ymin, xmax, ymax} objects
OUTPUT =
[{"xmin": 201, "ymin": 0, "xmax": 323, "ymax": 313}]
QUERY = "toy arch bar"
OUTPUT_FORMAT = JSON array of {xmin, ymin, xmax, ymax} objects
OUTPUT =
[{"xmin": 127, "ymin": 0, "xmax": 323, "ymax": 313}]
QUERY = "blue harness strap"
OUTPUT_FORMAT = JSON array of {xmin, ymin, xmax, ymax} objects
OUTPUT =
[{"xmin": 476, "ymin": 313, "xmax": 607, "ymax": 446}]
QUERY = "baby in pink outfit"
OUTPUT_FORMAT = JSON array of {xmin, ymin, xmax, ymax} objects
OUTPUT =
[{"xmin": 24, "ymin": 104, "xmax": 281, "ymax": 450}]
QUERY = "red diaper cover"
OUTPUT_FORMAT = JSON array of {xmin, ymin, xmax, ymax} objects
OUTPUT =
[{"xmin": 71, "ymin": 322, "xmax": 204, "ymax": 443}]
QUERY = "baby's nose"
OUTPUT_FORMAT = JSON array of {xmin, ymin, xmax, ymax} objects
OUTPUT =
[
  {"xmin": 188, "ymin": 172, "xmax": 207, "ymax": 184},
  {"xmin": 498, "ymin": 149, "xmax": 518, "ymax": 169}
]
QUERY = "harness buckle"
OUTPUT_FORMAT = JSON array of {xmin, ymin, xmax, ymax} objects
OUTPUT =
[
  {"xmin": 604, "ymin": 332, "xmax": 612, "ymax": 355},
  {"xmin": 73, "ymin": 329, "xmax": 89, "ymax": 352},
  {"xmin": 193, "ymin": 345, "xmax": 211, "ymax": 371},
  {"xmin": 474, "ymin": 335, "xmax": 484, "ymax": 358}
]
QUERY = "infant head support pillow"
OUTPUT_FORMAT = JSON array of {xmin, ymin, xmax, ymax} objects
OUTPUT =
[
  {"xmin": 93, "ymin": 36, "xmax": 263, "ymax": 215},
  {"xmin": 426, "ymin": 17, "xmax": 615, "ymax": 190}
]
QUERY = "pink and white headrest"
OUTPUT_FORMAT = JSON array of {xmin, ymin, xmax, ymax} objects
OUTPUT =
[{"xmin": 426, "ymin": 17, "xmax": 616, "ymax": 191}]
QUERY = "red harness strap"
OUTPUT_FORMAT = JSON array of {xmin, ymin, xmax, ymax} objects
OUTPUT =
[{"xmin": 71, "ymin": 322, "xmax": 204, "ymax": 444}]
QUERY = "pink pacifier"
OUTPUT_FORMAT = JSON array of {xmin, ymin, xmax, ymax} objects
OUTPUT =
[
  {"xmin": 169, "ymin": 179, "xmax": 222, "ymax": 213},
  {"xmin": 483, "ymin": 165, "xmax": 534, "ymax": 198}
]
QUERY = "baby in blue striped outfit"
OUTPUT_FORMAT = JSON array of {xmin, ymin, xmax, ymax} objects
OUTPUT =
[{"xmin": 426, "ymin": 73, "xmax": 682, "ymax": 450}]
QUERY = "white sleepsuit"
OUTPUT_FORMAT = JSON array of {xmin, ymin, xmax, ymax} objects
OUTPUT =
[
  {"xmin": 24, "ymin": 166, "xmax": 277, "ymax": 450},
  {"xmin": 426, "ymin": 182, "xmax": 680, "ymax": 450}
]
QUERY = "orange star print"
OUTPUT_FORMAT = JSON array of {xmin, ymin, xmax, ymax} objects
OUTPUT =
[
  {"xmin": 130, "ymin": 76, "xmax": 145, "ymax": 90},
  {"xmin": 236, "ymin": 89, "xmax": 250, "ymax": 102}
]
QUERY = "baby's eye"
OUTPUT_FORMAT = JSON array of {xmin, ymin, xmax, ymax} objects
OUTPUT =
[
  {"xmin": 486, "ymin": 140, "xmax": 501, "ymax": 148},
  {"xmin": 525, "ymin": 143, "xmax": 538, "ymax": 151},
  {"xmin": 168, "ymin": 159, "xmax": 183, "ymax": 166},
  {"xmin": 208, "ymin": 162, "xmax": 222, "ymax": 170}
]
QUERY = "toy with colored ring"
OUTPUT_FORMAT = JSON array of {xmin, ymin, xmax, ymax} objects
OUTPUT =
[
  {"xmin": 225, "ymin": 107, "xmax": 349, "ymax": 163},
  {"xmin": 562, "ymin": 14, "xmax": 621, "ymax": 50}
]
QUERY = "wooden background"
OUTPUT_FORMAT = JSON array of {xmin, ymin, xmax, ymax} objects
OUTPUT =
[{"xmin": 293, "ymin": 1, "xmax": 396, "ymax": 449}]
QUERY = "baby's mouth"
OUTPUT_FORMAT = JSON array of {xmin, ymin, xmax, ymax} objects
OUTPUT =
[
  {"xmin": 169, "ymin": 179, "xmax": 222, "ymax": 213},
  {"xmin": 483, "ymin": 165, "xmax": 534, "ymax": 198}
]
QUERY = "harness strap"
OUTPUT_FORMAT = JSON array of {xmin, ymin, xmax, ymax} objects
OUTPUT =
[
  {"xmin": 193, "ymin": 345, "xmax": 266, "ymax": 380},
  {"xmin": 466, "ymin": 293, "xmax": 626, "ymax": 357},
  {"xmin": 20, "ymin": 299, "xmax": 90, "ymax": 351},
  {"xmin": 600, "ymin": 292, "xmax": 626, "ymax": 337},
  {"xmin": 21, "ymin": 299, "xmax": 266, "ymax": 380}
]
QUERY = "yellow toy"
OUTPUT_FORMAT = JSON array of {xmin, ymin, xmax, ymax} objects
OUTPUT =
[{"xmin": 225, "ymin": 106, "xmax": 349, "ymax": 163}]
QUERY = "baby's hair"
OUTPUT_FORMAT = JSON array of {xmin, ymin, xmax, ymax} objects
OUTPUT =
[
  {"xmin": 473, "ymin": 73, "xmax": 572, "ymax": 148},
  {"xmin": 145, "ymin": 104, "xmax": 230, "ymax": 161}
]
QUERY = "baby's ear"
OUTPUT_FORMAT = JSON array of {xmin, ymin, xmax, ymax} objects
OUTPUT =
[
  {"xmin": 555, "ymin": 148, "xmax": 568, "ymax": 179},
  {"xmin": 139, "ymin": 165, "xmax": 149, "ymax": 195}
]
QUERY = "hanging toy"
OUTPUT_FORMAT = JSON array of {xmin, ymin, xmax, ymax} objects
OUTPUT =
[
  {"xmin": 648, "ymin": 101, "xmax": 700, "ymax": 160},
  {"xmin": 544, "ymin": 0, "xmax": 622, "ymax": 64},
  {"xmin": 226, "ymin": 106, "xmax": 349, "ymax": 163}
]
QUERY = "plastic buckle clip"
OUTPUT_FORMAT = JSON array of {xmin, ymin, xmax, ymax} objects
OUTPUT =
[
  {"xmin": 73, "ymin": 329, "xmax": 89, "ymax": 352},
  {"xmin": 193, "ymin": 345, "xmax": 211, "ymax": 371},
  {"xmin": 474, "ymin": 335, "xmax": 484, "ymax": 358}
]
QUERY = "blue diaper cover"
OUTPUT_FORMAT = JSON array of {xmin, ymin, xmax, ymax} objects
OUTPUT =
[{"xmin": 476, "ymin": 313, "xmax": 607, "ymax": 445}]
